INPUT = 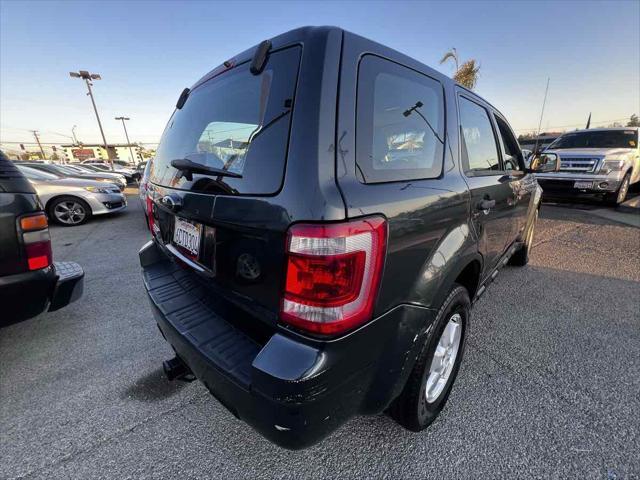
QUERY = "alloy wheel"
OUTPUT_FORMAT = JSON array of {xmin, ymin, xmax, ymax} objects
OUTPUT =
[
  {"xmin": 617, "ymin": 177, "xmax": 630, "ymax": 204},
  {"xmin": 54, "ymin": 201, "xmax": 86, "ymax": 225},
  {"xmin": 425, "ymin": 313, "xmax": 462, "ymax": 403}
]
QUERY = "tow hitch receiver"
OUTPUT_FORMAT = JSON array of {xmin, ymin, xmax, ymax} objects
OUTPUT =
[{"xmin": 162, "ymin": 356, "xmax": 195, "ymax": 382}]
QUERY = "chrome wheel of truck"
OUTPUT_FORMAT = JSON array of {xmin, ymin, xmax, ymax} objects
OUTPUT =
[{"xmin": 606, "ymin": 173, "xmax": 630, "ymax": 206}]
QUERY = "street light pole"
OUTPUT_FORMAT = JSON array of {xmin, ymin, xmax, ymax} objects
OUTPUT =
[
  {"xmin": 115, "ymin": 116, "xmax": 136, "ymax": 165},
  {"xmin": 69, "ymin": 70, "xmax": 113, "ymax": 170},
  {"xmin": 71, "ymin": 125, "xmax": 79, "ymax": 145}
]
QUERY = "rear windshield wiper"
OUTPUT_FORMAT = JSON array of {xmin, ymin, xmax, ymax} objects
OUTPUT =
[
  {"xmin": 403, "ymin": 101, "xmax": 444, "ymax": 144},
  {"xmin": 170, "ymin": 158, "xmax": 243, "ymax": 181}
]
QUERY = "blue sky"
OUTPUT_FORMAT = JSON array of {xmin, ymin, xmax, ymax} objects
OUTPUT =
[{"xmin": 1, "ymin": 0, "xmax": 638, "ymax": 148}]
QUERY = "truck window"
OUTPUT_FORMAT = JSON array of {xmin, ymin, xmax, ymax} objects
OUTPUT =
[
  {"xmin": 356, "ymin": 55, "xmax": 445, "ymax": 183},
  {"xmin": 458, "ymin": 97, "xmax": 500, "ymax": 173}
]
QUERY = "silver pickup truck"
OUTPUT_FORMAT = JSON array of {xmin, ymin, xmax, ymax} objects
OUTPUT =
[{"xmin": 533, "ymin": 127, "xmax": 639, "ymax": 205}]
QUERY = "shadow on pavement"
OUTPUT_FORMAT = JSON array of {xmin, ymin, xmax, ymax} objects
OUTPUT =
[{"xmin": 121, "ymin": 366, "xmax": 188, "ymax": 402}]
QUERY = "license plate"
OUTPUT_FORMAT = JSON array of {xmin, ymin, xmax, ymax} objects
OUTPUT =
[
  {"xmin": 173, "ymin": 217, "xmax": 202, "ymax": 257},
  {"xmin": 574, "ymin": 181, "xmax": 592, "ymax": 189}
]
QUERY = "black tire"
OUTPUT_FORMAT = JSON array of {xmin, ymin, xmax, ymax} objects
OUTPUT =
[
  {"xmin": 389, "ymin": 284, "xmax": 470, "ymax": 432},
  {"xmin": 605, "ymin": 173, "xmax": 630, "ymax": 207},
  {"xmin": 48, "ymin": 196, "xmax": 92, "ymax": 226},
  {"xmin": 509, "ymin": 208, "xmax": 538, "ymax": 267}
]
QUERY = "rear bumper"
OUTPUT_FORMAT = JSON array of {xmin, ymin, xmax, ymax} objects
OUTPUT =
[
  {"xmin": 0, "ymin": 261, "xmax": 84, "ymax": 324},
  {"xmin": 140, "ymin": 240, "xmax": 434, "ymax": 449}
]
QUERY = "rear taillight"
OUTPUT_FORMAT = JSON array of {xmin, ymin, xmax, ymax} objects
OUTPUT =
[
  {"xmin": 19, "ymin": 213, "xmax": 52, "ymax": 271},
  {"xmin": 281, "ymin": 216, "xmax": 387, "ymax": 335},
  {"xmin": 146, "ymin": 195, "xmax": 155, "ymax": 232}
]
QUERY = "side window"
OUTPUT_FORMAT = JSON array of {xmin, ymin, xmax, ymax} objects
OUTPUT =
[
  {"xmin": 495, "ymin": 115, "xmax": 524, "ymax": 171},
  {"xmin": 458, "ymin": 96, "xmax": 500, "ymax": 173},
  {"xmin": 356, "ymin": 55, "xmax": 445, "ymax": 183}
]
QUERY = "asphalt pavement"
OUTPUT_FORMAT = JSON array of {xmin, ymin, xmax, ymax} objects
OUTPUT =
[{"xmin": 1, "ymin": 191, "xmax": 639, "ymax": 479}]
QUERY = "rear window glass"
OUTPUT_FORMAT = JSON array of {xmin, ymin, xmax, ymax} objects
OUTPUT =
[
  {"xmin": 356, "ymin": 55, "xmax": 445, "ymax": 183},
  {"xmin": 150, "ymin": 46, "xmax": 301, "ymax": 194}
]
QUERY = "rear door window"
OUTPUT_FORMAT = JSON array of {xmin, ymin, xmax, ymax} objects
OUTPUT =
[
  {"xmin": 458, "ymin": 96, "xmax": 501, "ymax": 174},
  {"xmin": 356, "ymin": 55, "xmax": 445, "ymax": 183},
  {"xmin": 150, "ymin": 46, "xmax": 301, "ymax": 194}
]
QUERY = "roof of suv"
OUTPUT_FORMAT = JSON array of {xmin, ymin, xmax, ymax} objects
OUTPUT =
[{"xmin": 0, "ymin": 152, "xmax": 36, "ymax": 194}]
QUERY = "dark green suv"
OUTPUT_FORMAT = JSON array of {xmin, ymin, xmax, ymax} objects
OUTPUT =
[{"xmin": 139, "ymin": 26, "xmax": 541, "ymax": 449}]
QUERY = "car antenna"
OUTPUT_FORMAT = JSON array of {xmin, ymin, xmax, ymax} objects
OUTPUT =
[{"xmin": 533, "ymin": 77, "xmax": 550, "ymax": 154}]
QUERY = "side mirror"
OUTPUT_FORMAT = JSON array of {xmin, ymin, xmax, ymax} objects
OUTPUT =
[{"xmin": 529, "ymin": 152, "xmax": 560, "ymax": 173}]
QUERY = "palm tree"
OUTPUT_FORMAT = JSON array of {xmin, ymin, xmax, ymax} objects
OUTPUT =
[{"xmin": 440, "ymin": 48, "xmax": 480, "ymax": 90}]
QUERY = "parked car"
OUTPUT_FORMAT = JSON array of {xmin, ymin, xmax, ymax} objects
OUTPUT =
[
  {"xmin": 17, "ymin": 166, "xmax": 126, "ymax": 226},
  {"xmin": 63, "ymin": 164, "xmax": 128, "ymax": 189},
  {"xmin": 136, "ymin": 160, "xmax": 148, "ymax": 174},
  {"xmin": 76, "ymin": 163, "xmax": 137, "ymax": 183},
  {"xmin": 15, "ymin": 162, "xmax": 127, "ymax": 191},
  {"xmin": 139, "ymin": 27, "xmax": 541, "ymax": 449},
  {"xmin": 533, "ymin": 127, "xmax": 639, "ymax": 205},
  {"xmin": 82, "ymin": 158, "xmax": 133, "ymax": 168},
  {"xmin": 0, "ymin": 152, "xmax": 84, "ymax": 324},
  {"xmin": 67, "ymin": 163, "xmax": 130, "ymax": 185}
]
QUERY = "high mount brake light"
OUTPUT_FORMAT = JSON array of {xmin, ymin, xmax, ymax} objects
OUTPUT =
[{"xmin": 281, "ymin": 217, "xmax": 387, "ymax": 336}]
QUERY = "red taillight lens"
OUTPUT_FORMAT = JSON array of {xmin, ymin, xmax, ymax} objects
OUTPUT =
[
  {"xmin": 25, "ymin": 241, "xmax": 52, "ymax": 270},
  {"xmin": 146, "ymin": 195, "xmax": 155, "ymax": 232},
  {"xmin": 19, "ymin": 213, "xmax": 53, "ymax": 271},
  {"xmin": 281, "ymin": 216, "xmax": 387, "ymax": 335}
]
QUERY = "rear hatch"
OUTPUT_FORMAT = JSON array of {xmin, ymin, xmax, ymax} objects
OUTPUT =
[{"xmin": 147, "ymin": 45, "xmax": 302, "ymax": 328}]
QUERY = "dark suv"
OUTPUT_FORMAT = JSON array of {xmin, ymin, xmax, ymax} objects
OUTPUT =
[
  {"xmin": 139, "ymin": 27, "xmax": 541, "ymax": 449},
  {"xmin": 0, "ymin": 152, "xmax": 84, "ymax": 325}
]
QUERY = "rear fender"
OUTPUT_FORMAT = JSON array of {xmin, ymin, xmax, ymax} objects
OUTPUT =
[{"xmin": 409, "ymin": 223, "xmax": 481, "ymax": 311}]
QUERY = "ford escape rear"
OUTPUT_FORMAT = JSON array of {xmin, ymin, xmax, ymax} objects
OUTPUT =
[{"xmin": 139, "ymin": 26, "xmax": 541, "ymax": 449}]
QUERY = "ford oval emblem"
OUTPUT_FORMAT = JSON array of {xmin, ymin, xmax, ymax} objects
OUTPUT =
[{"xmin": 161, "ymin": 194, "xmax": 182, "ymax": 212}]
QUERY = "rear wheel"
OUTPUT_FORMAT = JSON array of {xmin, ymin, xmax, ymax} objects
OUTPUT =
[
  {"xmin": 389, "ymin": 284, "xmax": 469, "ymax": 431},
  {"xmin": 48, "ymin": 196, "xmax": 92, "ymax": 226},
  {"xmin": 605, "ymin": 173, "xmax": 630, "ymax": 206}
]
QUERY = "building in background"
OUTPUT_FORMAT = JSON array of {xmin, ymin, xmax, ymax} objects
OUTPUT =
[{"xmin": 62, "ymin": 143, "xmax": 144, "ymax": 163}]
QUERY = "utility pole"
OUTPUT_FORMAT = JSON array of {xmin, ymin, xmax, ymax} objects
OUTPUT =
[
  {"xmin": 69, "ymin": 70, "xmax": 113, "ymax": 170},
  {"xmin": 31, "ymin": 130, "xmax": 46, "ymax": 160},
  {"xmin": 115, "ymin": 116, "xmax": 136, "ymax": 165}
]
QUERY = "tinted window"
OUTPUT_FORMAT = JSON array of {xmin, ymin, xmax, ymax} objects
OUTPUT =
[
  {"xmin": 495, "ymin": 115, "xmax": 523, "ymax": 171},
  {"xmin": 549, "ymin": 130, "xmax": 638, "ymax": 149},
  {"xmin": 356, "ymin": 56, "xmax": 445, "ymax": 183},
  {"xmin": 150, "ymin": 46, "xmax": 301, "ymax": 194},
  {"xmin": 459, "ymin": 97, "xmax": 500, "ymax": 172}
]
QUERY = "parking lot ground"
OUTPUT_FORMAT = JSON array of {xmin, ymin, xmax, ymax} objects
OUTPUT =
[{"xmin": 1, "ymin": 191, "xmax": 639, "ymax": 479}]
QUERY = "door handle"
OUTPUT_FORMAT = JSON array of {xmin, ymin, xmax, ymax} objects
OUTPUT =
[{"xmin": 477, "ymin": 199, "xmax": 496, "ymax": 211}]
